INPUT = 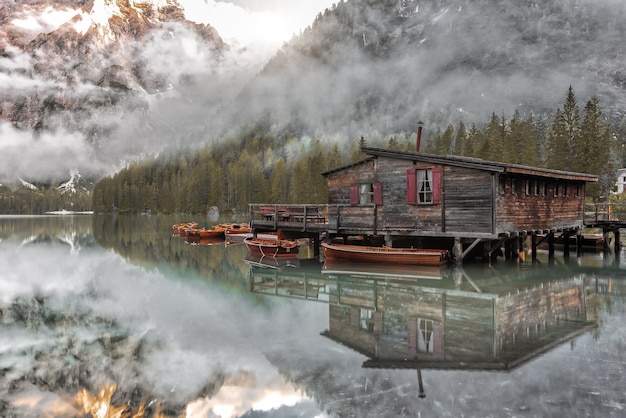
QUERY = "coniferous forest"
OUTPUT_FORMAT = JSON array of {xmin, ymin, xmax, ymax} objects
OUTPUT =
[{"xmin": 90, "ymin": 87, "xmax": 624, "ymax": 214}]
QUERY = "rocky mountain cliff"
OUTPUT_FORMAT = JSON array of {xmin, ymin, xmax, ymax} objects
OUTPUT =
[
  {"xmin": 1, "ymin": 0, "xmax": 225, "ymax": 130},
  {"xmin": 0, "ymin": 0, "xmax": 230, "ymax": 186}
]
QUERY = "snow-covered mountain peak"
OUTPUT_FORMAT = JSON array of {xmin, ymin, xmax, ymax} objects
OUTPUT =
[
  {"xmin": 19, "ymin": 178, "xmax": 37, "ymax": 190},
  {"xmin": 71, "ymin": 0, "xmax": 183, "ymax": 42},
  {"xmin": 57, "ymin": 170, "xmax": 92, "ymax": 195}
]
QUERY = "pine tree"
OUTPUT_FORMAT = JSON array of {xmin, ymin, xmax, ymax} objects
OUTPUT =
[
  {"xmin": 437, "ymin": 124, "xmax": 455, "ymax": 156},
  {"xmin": 270, "ymin": 157, "xmax": 290, "ymax": 202},
  {"xmin": 579, "ymin": 96, "xmax": 614, "ymax": 199},
  {"xmin": 561, "ymin": 85, "xmax": 581, "ymax": 168},
  {"xmin": 453, "ymin": 121, "xmax": 467, "ymax": 156},
  {"xmin": 465, "ymin": 123, "xmax": 483, "ymax": 158},
  {"xmin": 351, "ymin": 136, "xmax": 368, "ymax": 161},
  {"xmin": 508, "ymin": 111, "xmax": 539, "ymax": 166},
  {"xmin": 545, "ymin": 108, "xmax": 569, "ymax": 170},
  {"xmin": 481, "ymin": 113, "xmax": 505, "ymax": 161},
  {"xmin": 387, "ymin": 136, "xmax": 400, "ymax": 150}
]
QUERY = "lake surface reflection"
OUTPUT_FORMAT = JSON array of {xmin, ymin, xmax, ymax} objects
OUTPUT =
[{"xmin": 1, "ymin": 215, "xmax": 625, "ymax": 417}]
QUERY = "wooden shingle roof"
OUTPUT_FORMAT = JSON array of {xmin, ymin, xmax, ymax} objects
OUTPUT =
[{"xmin": 323, "ymin": 147, "xmax": 598, "ymax": 182}]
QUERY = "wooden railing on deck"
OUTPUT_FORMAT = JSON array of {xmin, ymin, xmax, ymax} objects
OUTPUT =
[
  {"xmin": 249, "ymin": 204, "xmax": 338, "ymax": 231},
  {"xmin": 585, "ymin": 203, "xmax": 626, "ymax": 223}
]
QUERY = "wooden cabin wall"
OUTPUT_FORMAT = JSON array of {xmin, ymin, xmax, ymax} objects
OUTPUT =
[
  {"xmin": 326, "ymin": 154, "xmax": 589, "ymax": 238},
  {"xmin": 496, "ymin": 176, "xmax": 586, "ymax": 232},
  {"xmin": 443, "ymin": 166, "xmax": 495, "ymax": 234},
  {"xmin": 375, "ymin": 157, "xmax": 443, "ymax": 233},
  {"xmin": 326, "ymin": 160, "xmax": 376, "ymax": 205}
]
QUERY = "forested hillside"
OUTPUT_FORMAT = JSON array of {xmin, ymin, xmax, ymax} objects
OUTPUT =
[
  {"xmin": 92, "ymin": 126, "xmax": 368, "ymax": 214},
  {"xmin": 0, "ymin": 183, "xmax": 92, "ymax": 214},
  {"xmin": 92, "ymin": 87, "xmax": 622, "ymax": 214}
]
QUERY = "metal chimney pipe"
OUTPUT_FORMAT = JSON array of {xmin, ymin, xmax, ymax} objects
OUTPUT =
[{"xmin": 416, "ymin": 121, "xmax": 424, "ymax": 152}]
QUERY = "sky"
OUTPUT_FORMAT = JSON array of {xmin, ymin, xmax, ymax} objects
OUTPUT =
[{"xmin": 178, "ymin": 0, "xmax": 337, "ymax": 49}]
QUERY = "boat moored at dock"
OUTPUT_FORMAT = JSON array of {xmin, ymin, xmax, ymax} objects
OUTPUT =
[{"xmin": 322, "ymin": 242, "xmax": 449, "ymax": 266}]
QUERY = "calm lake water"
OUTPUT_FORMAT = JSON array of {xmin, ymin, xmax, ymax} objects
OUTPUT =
[{"xmin": 1, "ymin": 214, "xmax": 625, "ymax": 418}]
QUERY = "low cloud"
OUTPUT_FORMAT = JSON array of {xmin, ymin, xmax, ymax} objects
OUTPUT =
[{"xmin": 0, "ymin": 124, "xmax": 108, "ymax": 182}]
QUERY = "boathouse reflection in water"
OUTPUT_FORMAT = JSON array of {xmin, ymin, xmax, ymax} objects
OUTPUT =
[{"xmin": 248, "ymin": 260, "xmax": 597, "ymax": 397}]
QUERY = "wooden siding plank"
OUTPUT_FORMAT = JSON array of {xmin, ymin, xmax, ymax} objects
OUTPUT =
[{"xmin": 443, "ymin": 167, "xmax": 494, "ymax": 233}]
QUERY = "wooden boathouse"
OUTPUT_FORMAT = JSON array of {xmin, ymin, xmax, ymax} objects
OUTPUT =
[{"xmin": 250, "ymin": 147, "xmax": 599, "ymax": 264}]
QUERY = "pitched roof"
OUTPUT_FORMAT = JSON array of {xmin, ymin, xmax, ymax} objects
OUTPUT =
[{"xmin": 323, "ymin": 147, "xmax": 598, "ymax": 182}]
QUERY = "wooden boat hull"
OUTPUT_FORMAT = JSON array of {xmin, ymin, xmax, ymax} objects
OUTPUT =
[
  {"xmin": 172, "ymin": 222, "xmax": 198, "ymax": 236},
  {"xmin": 186, "ymin": 228, "xmax": 225, "ymax": 241},
  {"xmin": 244, "ymin": 237, "xmax": 299, "ymax": 258},
  {"xmin": 224, "ymin": 223, "xmax": 253, "ymax": 241},
  {"xmin": 322, "ymin": 242, "xmax": 448, "ymax": 266}
]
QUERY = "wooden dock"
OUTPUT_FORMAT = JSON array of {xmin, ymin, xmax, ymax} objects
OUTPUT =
[
  {"xmin": 250, "ymin": 202, "xmax": 626, "ymax": 264},
  {"xmin": 584, "ymin": 203, "xmax": 626, "ymax": 252},
  {"xmin": 248, "ymin": 147, "xmax": 617, "ymax": 264}
]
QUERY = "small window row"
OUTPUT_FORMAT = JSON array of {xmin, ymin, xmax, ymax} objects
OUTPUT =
[{"xmin": 498, "ymin": 177, "xmax": 580, "ymax": 198}]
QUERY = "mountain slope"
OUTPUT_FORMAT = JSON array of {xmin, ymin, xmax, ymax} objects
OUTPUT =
[
  {"xmin": 0, "ymin": 0, "xmax": 228, "ymax": 182},
  {"xmin": 234, "ymin": 0, "xmax": 626, "ymax": 139},
  {"xmin": 2, "ymin": 0, "xmax": 626, "ymax": 190}
]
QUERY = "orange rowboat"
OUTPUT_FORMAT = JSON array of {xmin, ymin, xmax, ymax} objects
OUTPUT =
[
  {"xmin": 322, "ymin": 242, "xmax": 448, "ymax": 266},
  {"xmin": 186, "ymin": 228, "xmax": 226, "ymax": 241},
  {"xmin": 172, "ymin": 222, "xmax": 198, "ymax": 236}
]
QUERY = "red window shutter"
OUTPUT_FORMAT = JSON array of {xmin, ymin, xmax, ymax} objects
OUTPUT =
[
  {"xmin": 406, "ymin": 168, "xmax": 416, "ymax": 204},
  {"xmin": 350, "ymin": 184, "xmax": 359, "ymax": 205},
  {"xmin": 373, "ymin": 182, "xmax": 383, "ymax": 205},
  {"xmin": 432, "ymin": 167, "xmax": 442, "ymax": 204}
]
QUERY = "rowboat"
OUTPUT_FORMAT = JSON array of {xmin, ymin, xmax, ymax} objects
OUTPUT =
[
  {"xmin": 186, "ymin": 227, "xmax": 226, "ymax": 241},
  {"xmin": 172, "ymin": 222, "xmax": 198, "ymax": 236},
  {"xmin": 224, "ymin": 223, "xmax": 253, "ymax": 241},
  {"xmin": 321, "ymin": 242, "xmax": 449, "ymax": 266},
  {"xmin": 244, "ymin": 237, "xmax": 299, "ymax": 258}
]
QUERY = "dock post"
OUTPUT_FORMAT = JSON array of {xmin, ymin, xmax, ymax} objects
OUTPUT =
[
  {"xmin": 453, "ymin": 237, "xmax": 463, "ymax": 265},
  {"xmin": 312, "ymin": 234, "xmax": 320, "ymax": 259},
  {"xmin": 531, "ymin": 233, "xmax": 538, "ymax": 263},
  {"xmin": 563, "ymin": 231, "xmax": 570, "ymax": 259},
  {"xmin": 615, "ymin": 229, "xmax": 621, "ymax": 252},
  {"xmin": 548, "ymin": 233, "xmax": 555, "ymax": 262}
]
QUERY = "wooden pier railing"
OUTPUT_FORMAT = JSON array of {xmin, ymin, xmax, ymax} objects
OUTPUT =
[
  {"xmin": 249, "ymin": 204, "xmax": 338, "ymax": 232},
  {"xmin": 585, "ymin": 203, "xmax": 626, "ymax": 224}
]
